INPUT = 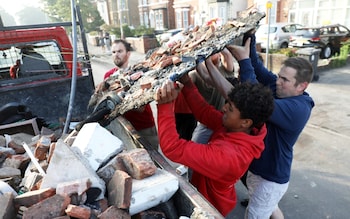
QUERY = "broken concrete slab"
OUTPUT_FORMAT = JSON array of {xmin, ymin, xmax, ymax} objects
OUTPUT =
[
  {"xmin": 72, "ymin": 122, "xmax": 124, "ymax": 171},
  {"xmin": 40, "ymin": 139, "xmax": 106, "ymax": 201},
  {"xmin": 0, "ymin": 192, "xmax": 16, "ymax": 219},
  {"xmin": 129, "ymin": 168, "xmax": 179, "ymax": 215}
]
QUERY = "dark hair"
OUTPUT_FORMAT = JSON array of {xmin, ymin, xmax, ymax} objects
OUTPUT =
[
  {"xmin": 283, "ymin": 57, "xmax": 313, "ymax": 84},
  {"xmin": 113, "ymin": 39, "xmax": 132, "ymax": 52},
  {"xmin": 228, "ymin": 82, "xmax": 274, "ymax": 129}
]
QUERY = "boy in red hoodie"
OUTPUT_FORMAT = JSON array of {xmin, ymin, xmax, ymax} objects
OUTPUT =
[{"xmin": 154, "ymin": 76, "xmax": 274, "ymax": 216}]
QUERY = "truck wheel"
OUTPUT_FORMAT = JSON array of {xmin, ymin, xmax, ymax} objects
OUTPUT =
[
  {"xmin": 321, "ymin": 45, "xmax": 332, "ymax": 59},
  {"xmin": 280, "ymin": 42, "xmax": 288, "ymax": 49}
]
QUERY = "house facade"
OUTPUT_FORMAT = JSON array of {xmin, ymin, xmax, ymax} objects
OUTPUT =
[
  {"xmin": 97, "ymin": 0, "xmax": 350, "ymax": 32},
  {"xmin": 96, "ymin": 0, "xmax": 140, "ymax": 28},
  {"xmin": 248, "ymin": 0, "xmax": 350, "ymax": 27},
  {"xmin": 96, "ymin": 0, "xmax": 248, "ymax": 31}
]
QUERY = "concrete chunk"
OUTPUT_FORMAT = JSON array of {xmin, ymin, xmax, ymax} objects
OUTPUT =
[
  {"xmin": 40, "ymin": 140, "xmax": 105, "ymax": 201},
  {"xmin": 129, "ymin": 168, "xmax": 179, "ymax": 215},
  {"xmin": 72, "ymin": 122, "xmax": 124, "ymax": 171},
  {"xmin": 0, "ymin": 192, "xmax": 16, "ymax": 219}
]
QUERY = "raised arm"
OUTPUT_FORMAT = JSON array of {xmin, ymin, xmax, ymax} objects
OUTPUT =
[{"xmin": 226, "ymin": 38, "xmax": 257, "ymax": 84}]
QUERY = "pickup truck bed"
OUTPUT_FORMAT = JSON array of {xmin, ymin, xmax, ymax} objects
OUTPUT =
[
  {"xmin": 107, "ymin": 116, "xmax": 225, "ymax": 218},
  {"xmin": 0, "ymin": 75, "xmax": 94, "ymax": 127}
]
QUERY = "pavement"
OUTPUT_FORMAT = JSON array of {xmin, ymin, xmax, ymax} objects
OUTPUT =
[{"xmin": 87, "ymin": 42, "xmax": 350, "ymax": 219}]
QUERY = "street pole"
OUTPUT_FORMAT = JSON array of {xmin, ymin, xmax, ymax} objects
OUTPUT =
[
  {"xmin": 118, "ymin": 1, "xmax": 124, "ymax": 39},
  {"xmin": 266, "ymin": 1, "xmax": 272, "ymax": 69}
]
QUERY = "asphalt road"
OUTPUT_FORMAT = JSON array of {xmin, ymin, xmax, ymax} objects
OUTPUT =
[
  {"xmin": 228, "ymin": 64, "xmax": 350, "ymax": 219},
  {"xmin": 89, "ymin": 44, "xmax": 350, "ymax": 218}
]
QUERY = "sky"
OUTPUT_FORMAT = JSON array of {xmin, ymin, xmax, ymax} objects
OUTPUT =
[{"xmin": 0, "ymin": 0, "xmax": 43, "ymax": 14}]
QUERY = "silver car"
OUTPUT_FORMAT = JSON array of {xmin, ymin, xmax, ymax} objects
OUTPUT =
[{"xmin": 256, "ymin": 23, "xmax": 303, "ymax": 50}]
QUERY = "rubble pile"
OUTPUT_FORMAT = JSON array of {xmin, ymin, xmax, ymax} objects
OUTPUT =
[
  {"xmin": 0, "ymin": 122, "xmax": 186, "ymax": 219},
  {"xmin": 87, "ymin": 10, "xmax": 266, "ymax": 128}
]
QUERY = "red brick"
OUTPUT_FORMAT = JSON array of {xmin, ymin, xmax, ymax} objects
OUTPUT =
[
  {"xmin": 3, "ymin": 154, "xmax": 30, "ymax": 170},
  {"xmin": 97, "ymin": 206, "xmax": 131, "ymax": 219},
  {"xmin": 14, "ymin": 187, "xmax": 56, "ymax": 207},
  {"xmin": 56, "ymin": 178, "xmax": 91, "ymax": 196},
  {"xmin": 65, "ymin": 204, "xmax": 91, "ymax": 219},
  {"xmin": 120, "ymin": 148, "xmax": 157, "ymax": 179},
  {"xmin": 107, "ymin": 170, "xmax": 132, "ymax": 209},
  {"xmin": 97, "ymin": 154, "xmax": 126, "ymax": 184},
  {"xmin": 8, "ymin": 140, "xmax": 25, "ymax": 154},
  {"xmin": 34, "ymin": 136, "xmax": 51, "ymax": 161},
  {"xmin": 22, "ymin": 194, "xmax": 71, "ymax": 219},
  {"xmin": 98, "ymin": 198, "xmax": 109, "ymax": 212}
]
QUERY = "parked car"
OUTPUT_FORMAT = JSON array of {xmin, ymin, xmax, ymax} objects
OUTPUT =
[
  {"xmin": 156, "ymin": 28, "xmax": 184, "ymax": 44},
  {"xmin": 255, "ymin": 23, "xmax": 303, "ymax": 51},
  {"xmin": 289, "ymin": 24, "xmax": 350, "ymax": 59}
]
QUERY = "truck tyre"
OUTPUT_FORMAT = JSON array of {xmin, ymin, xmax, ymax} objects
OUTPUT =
[
  {"xmin": 0, "ymin": 102, "xmax": 33, "ymax": 125},
  {"xmin": 280, "ymin": 42, "xmax": 288, "ymax": 49},
  {"xmin": 321, "ymin": 44, "xmax": 332, "ymax": 59}
]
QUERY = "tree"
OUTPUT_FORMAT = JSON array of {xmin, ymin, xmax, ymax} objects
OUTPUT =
[
  {"xmin": 42, "ymin": 0, "xmax": 105, "ymax": 32},
  {"xmin": 16, "ymin": 7, "xmax": 48, "ymax": 25}
]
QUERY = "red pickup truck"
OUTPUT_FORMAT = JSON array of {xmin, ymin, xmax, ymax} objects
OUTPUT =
[{"xmin": 0, "ymin": 18, "xmax": 95, "ymax": 130}]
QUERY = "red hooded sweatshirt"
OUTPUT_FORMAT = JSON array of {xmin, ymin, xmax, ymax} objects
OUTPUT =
[{"xmin": 157, "ymin": 80, "xmax": 266, "ymax": 216}]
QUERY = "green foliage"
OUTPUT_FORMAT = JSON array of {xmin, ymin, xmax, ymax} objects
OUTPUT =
[
  {"xmin": 42, "ymin": 0, "xmax": 105, "ymax": 32},
  {"xmin": 133, "ymin": 26, "xmax": 155, "ymax": 37},
  {"xmin": 109, "ymin": 25, "xmax": 135, "ymax": 38},
  {"xmin": 89, "ymin": 31, "xmax": 99, "ymax": 36},
  {"xmin": 123, "ymin": 25, "xmax": 134, "ymax": 37},
  {"xmin": 330, "ymin": 42, "xmax": 350, "ymax": 68},
  {"xmin": 269, "ymin": 48, "xmax": 298, "ymax": 57}
]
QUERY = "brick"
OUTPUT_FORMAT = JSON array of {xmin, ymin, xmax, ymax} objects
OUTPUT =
[
  {"xmin": 65, "ymin": 204, "xmax": 91, "ymax": 219},
  {"xmin": 2, "ymin": 154, "xmax": 30, "ymax": 170},
  {"xmin": 120, "ymin": 148, "xmax": 157, "ymax": 180},
  {"xmin": 56, "ymin": 177, "xmax": 91, "ymax": 196},
  {"xmin": 22, "ymin": 194, "xmax": 71, "ymax": 219},
  {"xmin": 14, "ymin": 187, "xmax": 56, "ymax": 207},
  {"xmin": 97, "ymin": 154, "xmax": 126, "ymax": 184},
  {"xmin": 8, "ymin": 140, "xmax": 25, "ymax": 154},
  {"xmin": 0, "ymin": 192, "xmax": 16, "ymax": 219},
  {"xmin": 97, "ymin": 206, "xmax": 131, "ymax": 219},
  {"xmin": 34, "ymin": 136, "xmax": 51, "ymax": 161},
  {"xmin": 107, "ymin": 170, "xmax": 132, "ymax": 208},
  {"xmin": 98, "ymin": 198, "xmax": 109, "ymax": 212}
]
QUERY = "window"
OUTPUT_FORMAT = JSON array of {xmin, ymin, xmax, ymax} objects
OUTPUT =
[
  {"xmin": 183, "ymin": 11, "xmax": 189, "ymax": 28},
  {"xmin": 0, "ymin": 41, "xmax": 66, "ymax": 81},
  {"xmin": 155, "ymin": 10, "xmax": 164, "ymax": 30},
  {"xmin": 176, "ymin": 11, "xmax": 182, "ymax": 28}
]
